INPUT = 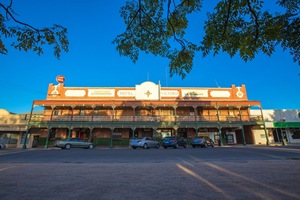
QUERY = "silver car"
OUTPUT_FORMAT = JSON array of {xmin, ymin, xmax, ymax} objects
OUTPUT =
[
  {"xmin": 54, "ymin": 138, "xmax": 94, "ymax": 149},
  {"xmin": 129, "ymin": 137, "xmax": 160, "ymax": 149}
]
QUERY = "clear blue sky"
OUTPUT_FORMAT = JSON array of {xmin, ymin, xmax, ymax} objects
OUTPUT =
[{"xmin": 0, "ymin": 0, "xmax": 299, "ymax": 113}]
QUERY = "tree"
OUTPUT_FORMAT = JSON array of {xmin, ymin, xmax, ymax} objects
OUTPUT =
[
  {"xmin": 0, "ymin": 0, "xmax": 68, "ymax": 59},
  {"xmin": 113, "ymin": 0, "xmax": 300, "ymax": 79}
]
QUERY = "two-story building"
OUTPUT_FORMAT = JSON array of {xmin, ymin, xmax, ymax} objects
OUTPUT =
[{"xmin": 19, "ymin": 77, "xmax": 269, "ymax": 148}]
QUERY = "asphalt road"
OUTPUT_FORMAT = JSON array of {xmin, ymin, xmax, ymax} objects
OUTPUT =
[{"xmin": 0, "ymin": 145, "xmax": 300, "ymax": 200}]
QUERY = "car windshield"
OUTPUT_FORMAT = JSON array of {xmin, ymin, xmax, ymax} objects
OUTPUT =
[{"xmin": 164, "ymin": 137, "xmax": 174, "ymax": 141}]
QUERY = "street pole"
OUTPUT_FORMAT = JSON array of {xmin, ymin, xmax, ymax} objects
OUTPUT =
[
  {"xmin": 110, "ymin": 128, "xmax": 113, "ymax": 148},
  {"xmin": 45, "ymin": 127, "xmax": 50, "ymax": 148},
  {"xmin": 218, "ymin": 126, "xmax": 223, "ymax": 147},
  {"xmin": 22, "ymin": 103, "xmax": 34, "ymax": 149},
  {"xmin": 241, "ymin": 125, "xmax": 246, "ymax": 146}
]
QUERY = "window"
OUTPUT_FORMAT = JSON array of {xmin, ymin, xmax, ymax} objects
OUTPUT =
[
  {"xmin": 20, "ymin": 133, "xmax": 29, "ymax": 144},
  {"xmin": 53, "ymin": 110, "xmax": 59, "ymax": 116},
  {"xmin": 190, "ymin": 107, "xmax": 195, "ymax": 116},
  {"xmin": 292, "ymin": 129, "xmax": 300, "ymax": 139},
  {"xmin": 198, "ymin": 108, "xmax": 203, "ymax": 116},
  {"xmin": 170, "ymin": 109, "xmax": 174, "ymax": 116},
  {"xmin": 80, "ymin": 109, "xmax": 85, "ymax": 116},
  {"xmin": 0, "ymin": 133, "xmax": 18, "ymax": 144}
]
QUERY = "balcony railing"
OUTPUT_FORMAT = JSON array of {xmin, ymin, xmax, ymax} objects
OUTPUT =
[{"xmin": 29, "ymin": 114, "xmax": 263, "ymax": 123}]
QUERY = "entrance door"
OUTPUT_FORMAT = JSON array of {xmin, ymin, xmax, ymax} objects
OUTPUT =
[
  {"xmin": 275, "ymin": 128, "xmax": 288, "ymax": 142},
  {"xmin": 177, "ymin": 128, "xmax": 187, "ymax": 138},
  {"xmin": 282, "ymin": 130, "xmax": 288, "ymax": 142},
  {"xmin": 32, "ymin": 135, "xmax": 39, "ymax": 148}
]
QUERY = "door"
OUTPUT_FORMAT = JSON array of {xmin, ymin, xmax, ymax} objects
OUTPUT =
[{"xmin": 32, "ymin": 135, "xmax": 39, "ymax": 148}]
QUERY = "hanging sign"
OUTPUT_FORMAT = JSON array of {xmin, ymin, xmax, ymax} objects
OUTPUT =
[{"xmin": 56, "ymin": 75, "xmax": 65, "ymax": 84}]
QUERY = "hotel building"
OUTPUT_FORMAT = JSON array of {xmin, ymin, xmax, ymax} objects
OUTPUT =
[{"xmin": 18, "ymin": 77, "xmax": 271, "ymax": 148}]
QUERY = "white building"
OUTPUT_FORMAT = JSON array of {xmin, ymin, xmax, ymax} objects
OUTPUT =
[{"xmin": 250, "ymin": 109, "xmax": 300, "ymax": 144}]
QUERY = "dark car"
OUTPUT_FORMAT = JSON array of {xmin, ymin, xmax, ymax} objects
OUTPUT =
[
  {"xmin": 0, "ymin": 143, "xmax": 6, "ymax": 149},
  {"xmin": 162, "ymin": 136, "xmax": 187, "ymax": 149},
  {"xmin": 191, "ymin": 136, "xmax": 214, "ymax": 148}
]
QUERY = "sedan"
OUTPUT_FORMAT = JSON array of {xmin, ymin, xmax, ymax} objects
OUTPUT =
[
  {"xmin": 162, "ymin": 136, "xmax": 187, "ymax": 149},
  {"xmin": 129, "ymin": 137, "xmax": 160, "ymax": 149},
  {"xmin": 191, "ymin": 136, "xmax": 215, "ymax": 148},
  {"xmin": 0, "ymin": 143, "xmax": 6, "ymax": 149},
  {"xmin": 54, "ymin": 138, "xmax": 94, "ymax": 149}
]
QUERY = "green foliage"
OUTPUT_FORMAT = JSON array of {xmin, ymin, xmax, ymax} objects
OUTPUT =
[
  {"xmin": 113, "ymin": 0, "xmax": 202, "ymax": 79},
  {"xmin": 201, "ymin": 0, "xmax": 300, "ymax": 63},
  {"xmin": 94, "ymin": 138, "xmax": 130, "ymax": 147},
  {"xmin": 114, "ymin": 0, "xmax": 300, "ymax": 78},
  {"xmin": 0, "ymin": 1, "xmax": 68, "ymax": 59}
]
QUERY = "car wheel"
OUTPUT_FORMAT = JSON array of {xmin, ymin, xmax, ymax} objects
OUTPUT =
[
  {"xmin": 88, "ymin": 144, "xmax": 94, "ymax": 149},
  {"xmin": 174, "ymin": 143, "xmax": 179, "ymax": 149},
  {"xmin": 143, "ymin": 143, "xmax": 148, "ymax": 149},
  {"xmin": 156, "ymin": 143, "xmax": 160, "ymax": 149},
  {"xmin": 192, "ymin": 145, "xmax": 195, "ymax": 148},
  {"xmin": 65, "ymin": 144, "xmax": 71, "ymax": 149},
  {"xmin": 163, "ymin": 146, "xmax": 167, "ymax": 149},
  {"xmin": 132, "ymin": 146, "xmax": 137, "ymax": 149},
  {"xmin": 204, "ymin": 143, "xmax": 208, "ymax": 148}
]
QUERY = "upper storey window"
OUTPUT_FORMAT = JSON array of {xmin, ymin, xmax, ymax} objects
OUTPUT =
[
  {"xmin": 53, "ymin": 110, "xmax": 59, "ymax": 116},
  {"xmin": 80, "ymin": 108, "xmax": 85, "ymax": 116}
]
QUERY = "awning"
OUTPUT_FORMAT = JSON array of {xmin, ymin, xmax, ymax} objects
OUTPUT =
[{"xmin": 273, "ymin": 122, "xmax": 300, "ymax": 128}]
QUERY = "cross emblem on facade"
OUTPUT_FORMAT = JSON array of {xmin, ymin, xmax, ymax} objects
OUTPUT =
[{"xmin": 145, "ymin": 90, "xmax": 152, "ymax": 97}]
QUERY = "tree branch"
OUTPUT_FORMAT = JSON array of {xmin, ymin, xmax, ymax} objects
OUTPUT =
[
  {"xmin": 167, "ymin": 0, "xmax": 186, "ymax": 48},
  {"xmin": 0, "ymin": 2, "xmax": 40, "ymax": 33},
  {"xmin": 246, "ymin": 0, "xmax": 259, "ymax": 43},
  {"xmin": 222, "ymin": 0, "xmax": 232, "ymax": 38}
]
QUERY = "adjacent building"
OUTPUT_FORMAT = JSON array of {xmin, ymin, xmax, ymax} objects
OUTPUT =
[
  {"xmin": 0, "ymin": 109, "xmax": 28, "ymax": 148},
  {"xmin": 250, "ymin": 109, "xmax": 300, "ymax": 144}
]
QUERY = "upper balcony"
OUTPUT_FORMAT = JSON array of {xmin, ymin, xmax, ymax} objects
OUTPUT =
[
  {"xmin": 29, "ymin": 114, "xmax": 263, "ymax": 123},
  {"xmin": 28, "ymin": 101, "xmax": 264, "ymax": 127}
]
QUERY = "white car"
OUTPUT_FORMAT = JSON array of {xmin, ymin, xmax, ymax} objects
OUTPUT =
[
  {"xmin": 0, "ymin": 143, "xmax": 6, "ymax": 149},
  {"xmin": 129, "ymin": 137, "xmax": 160, "ymax": 149}
]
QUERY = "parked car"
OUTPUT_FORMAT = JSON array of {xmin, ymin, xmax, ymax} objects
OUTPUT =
[
  {"xmin": 162, "ymin": 136, "xmax": 187, "ymax": 149},
  {"xmin": 0, "ymin": 143, "xmax": 6, "ymax": 149},
  {"xmin": 54, "ymin": 138, "xmax": 94, "ymax": 149},
  {"xmin": 129, "ymin": 137, "xmax": 160, "ymax": 149},
  {"xmin": 191, "ymin": 136, "xmax": 215, "ymax": 148}
]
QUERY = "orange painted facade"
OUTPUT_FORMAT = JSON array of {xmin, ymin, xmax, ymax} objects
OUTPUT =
[{"xmin": 25, "ymin": 80, "xmax": 266, "ymax": 148}]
